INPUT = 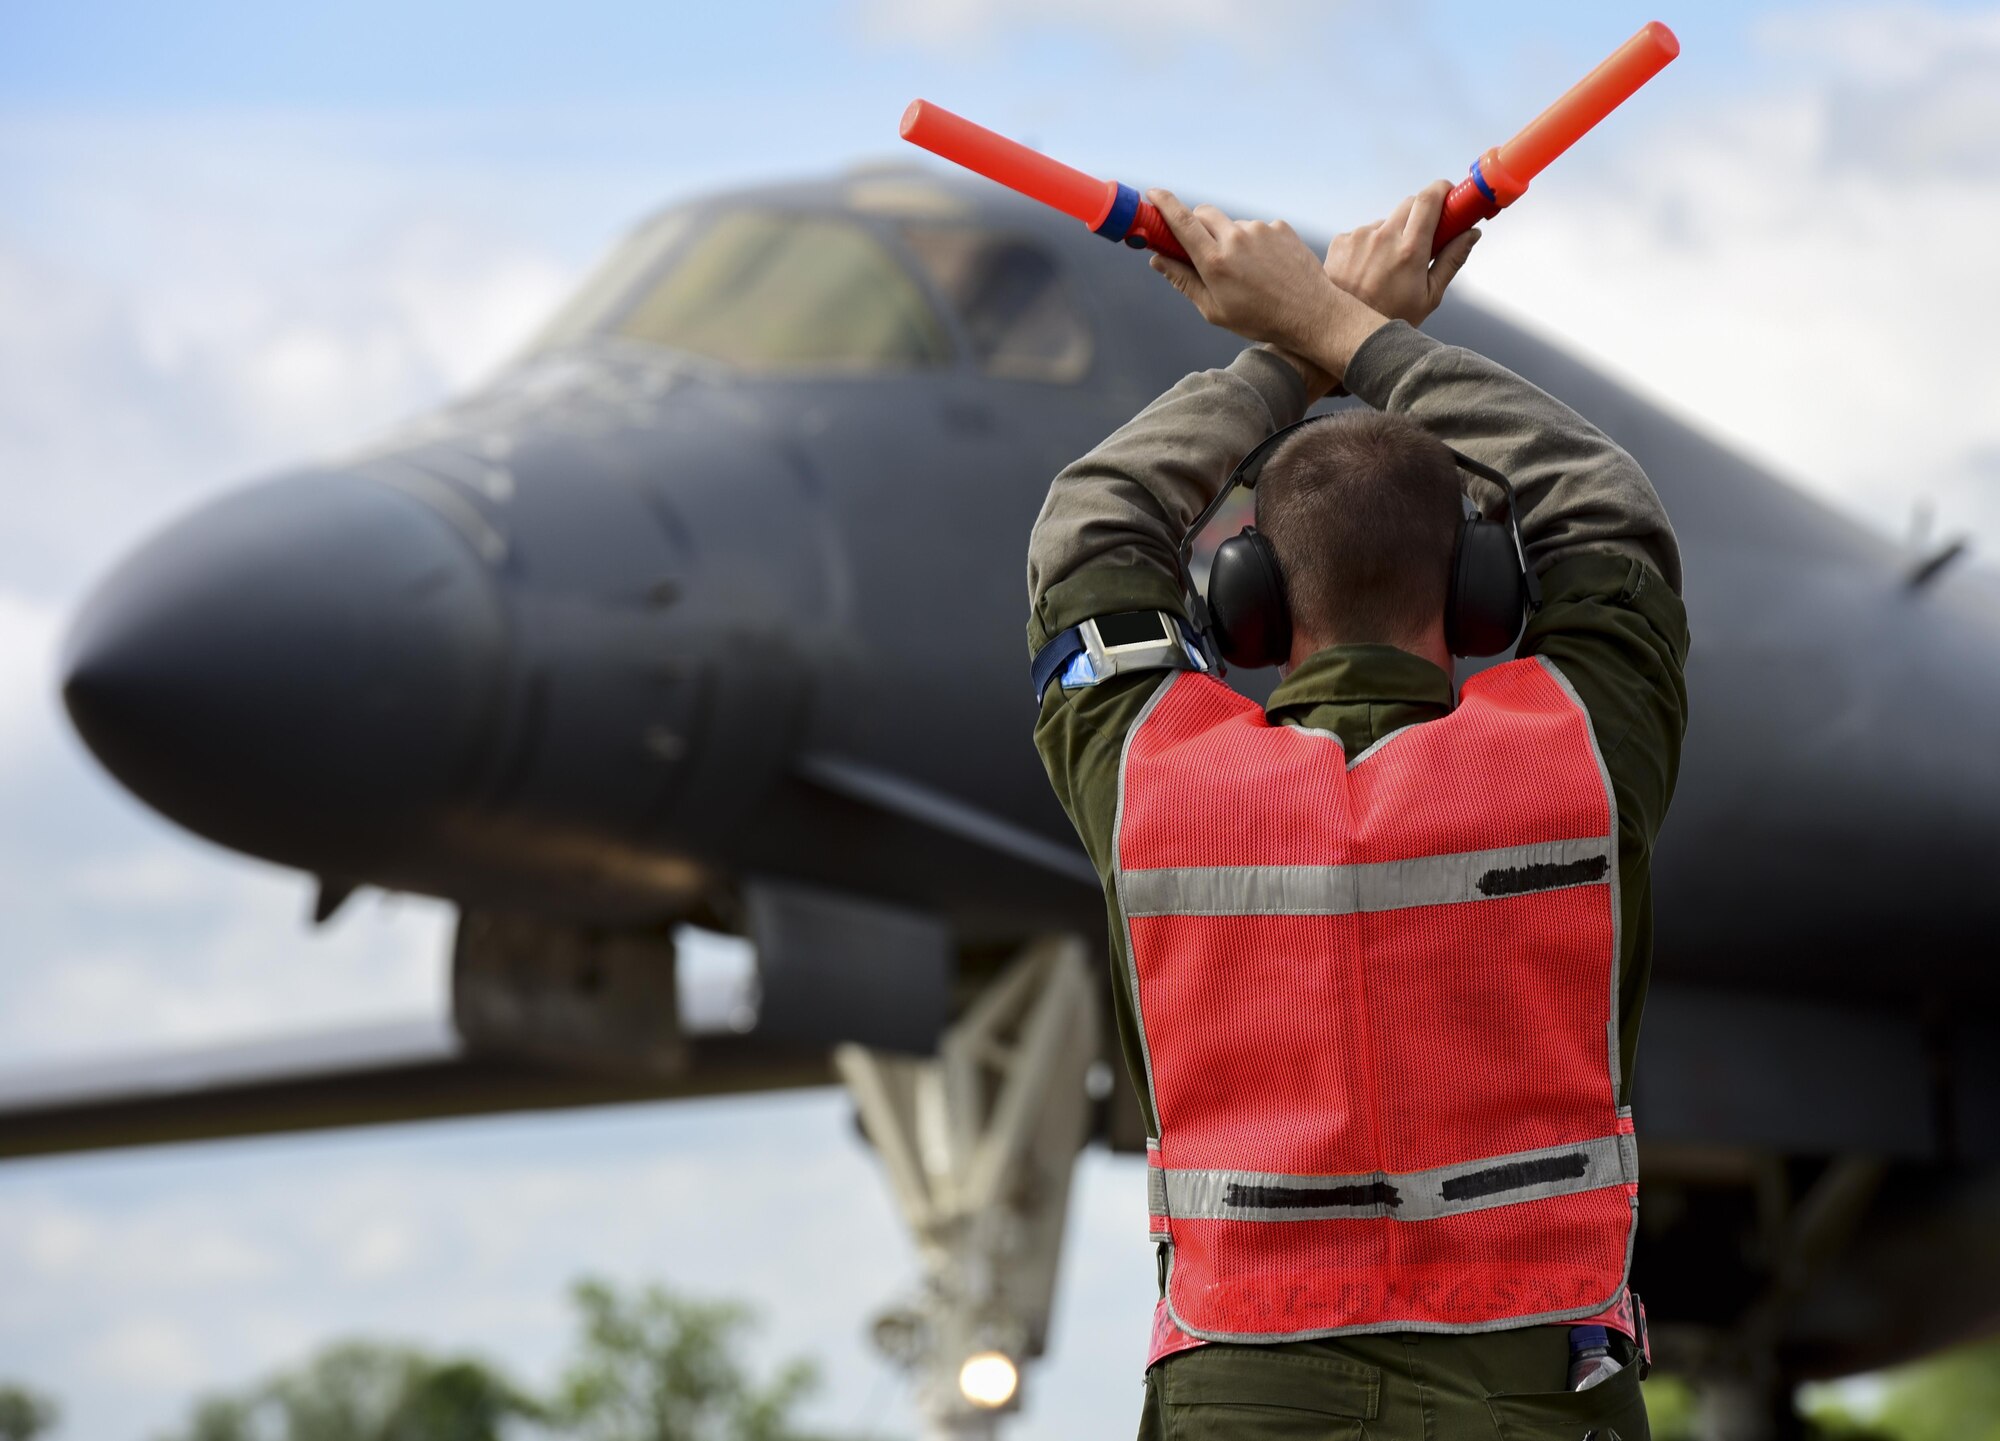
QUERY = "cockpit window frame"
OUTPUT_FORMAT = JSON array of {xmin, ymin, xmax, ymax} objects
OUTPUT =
[
  {"xmin": 884, "ymin": 222, "xmax": 1097, "ymax": 387},
  {"xmin": 517, "ymin": 208, "xmax": 698, "ymax": 360}
]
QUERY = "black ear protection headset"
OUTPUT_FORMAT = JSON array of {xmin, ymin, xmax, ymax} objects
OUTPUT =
[{"xmin": 1180, "ymin": 414, "xmax": 1543, "ymax": 670}]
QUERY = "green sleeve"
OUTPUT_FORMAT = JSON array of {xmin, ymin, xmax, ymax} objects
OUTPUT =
[
  {"xmin": 1031, "ymin": 570, "xmax": 1191, "ymax": 1140},
  {"xmin": 1520, "ymin": 552, "xmax": 1691, "ymax": 1098}
]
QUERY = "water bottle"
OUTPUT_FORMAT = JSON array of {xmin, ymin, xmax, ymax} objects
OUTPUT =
[{"xmin": 1567, "ymin": 1324, "xmax": 1625, "ymax": 1391}]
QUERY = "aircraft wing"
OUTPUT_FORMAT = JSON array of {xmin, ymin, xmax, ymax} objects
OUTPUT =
[{"xmin": 0, "ymin": 1019, "xmax": 832, "ymax": 1161}]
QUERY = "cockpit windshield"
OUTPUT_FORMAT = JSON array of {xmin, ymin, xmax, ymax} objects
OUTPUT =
[
  {"xmin": 521, "ymin": 206, "xmax": 1091, "ymax": 382},
  {"xmin": 621, "ymin": 211, "xmax": 951, "ymax": 370}
]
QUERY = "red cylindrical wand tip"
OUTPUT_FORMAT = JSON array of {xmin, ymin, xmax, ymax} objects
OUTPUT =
[
  {"xmin": 899, "ymin": 99, "xmax": 1111, "ymax": 228},
  {"xmin": 898, "ymin": 99, "xmax": 1191, "ymax": 262},
  {"xmin": 1497, "ymin": 21, "xmax": 1679, "ymax": 182}
]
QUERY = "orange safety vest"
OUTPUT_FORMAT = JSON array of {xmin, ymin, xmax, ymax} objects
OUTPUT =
[{"xmin": 1117, "ymin": 657, "xmax": 1637, "ymax": 1342}]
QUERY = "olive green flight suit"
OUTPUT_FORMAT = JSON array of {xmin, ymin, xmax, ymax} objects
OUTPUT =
[
  {"xmin": 1137, "ymin": 1326, "xmax": 1652, "ymax": 1440},
  {"xmin": 1025, "ymin": 323, "xmax": 1689, "ymax": 1439}
]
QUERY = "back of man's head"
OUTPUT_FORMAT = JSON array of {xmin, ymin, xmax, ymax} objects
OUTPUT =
[{"xmin": 1254, "ymin": 411, "xmax": 1464, "ymax": 653}]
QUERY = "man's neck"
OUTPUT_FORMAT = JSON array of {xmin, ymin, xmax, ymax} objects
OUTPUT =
[
  {"xmin": 1283, "ymin": 632, "xmax": 1451, "ymax": 679},
  {"xmin": 1264, "ymin": 645, "xmax": 1456, "ymax": 743}
]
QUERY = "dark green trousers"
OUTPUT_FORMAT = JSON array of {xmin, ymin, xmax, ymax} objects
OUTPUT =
[{"xmin": 1138, "ymin": 1326, "xmax": 1649, "ymax": 1440}]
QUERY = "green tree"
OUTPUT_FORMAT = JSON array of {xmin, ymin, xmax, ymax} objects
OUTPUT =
[
  {"xmin": 1804, "ymin": 1336, "xmax": 2000, "ymax": 1441},
  {"xmin": 549, "ymin": 1278, "xmax": 837, "ymax": 1441},
  {"xmin": 0, "ymin": 1386, "xmax": 59, "ymax": 1441},
  {"xmin": 160, "ymin": 1342, "xmax": 536, "ymax": 1441},
  {"xmin": 158, "ymin": 1281, "xmax": 873, "ymax": 1441},
  {"xmin": 1640, "ymin": 1375, "xmax": 1698, "ymax": 1441}
]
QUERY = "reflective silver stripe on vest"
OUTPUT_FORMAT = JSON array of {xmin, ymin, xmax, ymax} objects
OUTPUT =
[
  {"xmin": 1148, "ymin": 1160, "xmax": 1170, "ymax": 1220},
  {"xmin": 1120, "ymin": 837, "xmax": 1612, "ymax": 918},
  {"xmin": 1159, "ymin": 1132, "xmax": 1638, "ymax": 1225}
]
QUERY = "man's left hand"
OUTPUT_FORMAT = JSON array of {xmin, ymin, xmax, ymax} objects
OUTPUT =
[{"xmin": 1322, "ymin": 180, "xmax": 1481, "ymax": 329}]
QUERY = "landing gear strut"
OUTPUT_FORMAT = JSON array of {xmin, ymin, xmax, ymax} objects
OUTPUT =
[{"xmin": 837, "ymin": 935, "xmax": 1099, "ymax": 1439}]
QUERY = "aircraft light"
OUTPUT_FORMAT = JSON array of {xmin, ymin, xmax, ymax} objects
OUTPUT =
[{"xmin": 957, "ymin": 1351, "xmax": 1019, "ymax": 1409}]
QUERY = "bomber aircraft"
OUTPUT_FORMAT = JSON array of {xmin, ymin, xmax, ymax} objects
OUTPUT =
[{"xmin": 7, "ymin": 163, "xmax": 2000, "ymax": 1439}]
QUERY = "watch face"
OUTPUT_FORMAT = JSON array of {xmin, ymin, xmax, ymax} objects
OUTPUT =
[{"xmin": 1096, "ymin": 611, "xmax": 1172, "ymax": 649}]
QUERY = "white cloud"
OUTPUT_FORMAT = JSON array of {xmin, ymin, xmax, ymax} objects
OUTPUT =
[
  {"xmin": 16, "ymin": 1204, "xmax": 94, "ymax": 1274},
  {"xmin": 1466, "ymin": 4, "xmax": 2000, "ymax": 547},
  {"xmin": 1754, "ymin": 5, "xmax": 2000, "ymax": 185},
  {"xmin": 91, "ymin": 1319, "xmax": 211, "ymax": 1391},
  {"xmin": 376, "ymin": 220, "xmax": 574, "ymax": 391},
  {"xmin": 1758, "ymin": 4, "xmax": 2000, "ymax": 86},
  {"xmin": 0, "ymin": 1193, "xmax": 280, "ymax": 1290},
  {"xmin": 0, "ymin": 123, "xmax": 578, "ymax": 607},
  {"xmin": 0, "ymin": 593, "xmax": 62, "ymax": 778},
  {"xmin": 0, "ymin": 836, "xmax": 452, "ymax": 1062},
  {"xmin": 340, "ymin": 1218, "xmax": 421, "ymax": 1281}
]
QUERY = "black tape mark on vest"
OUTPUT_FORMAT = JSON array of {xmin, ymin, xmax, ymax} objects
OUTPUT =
[
  {"xmin": 1225, "ymin": 1180, "xmax": 1403, "ymax": 1211},
  {"xmin": 1476, "ymin": 855, "xmax": 1609, "ymax": 899},
  {"xmin": 1439, "ymin": 1153, "xmax": 1589, "ymax": 1203}
]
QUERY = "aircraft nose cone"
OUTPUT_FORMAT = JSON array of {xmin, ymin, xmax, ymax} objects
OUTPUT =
[{"xmin": 62, "ymin": 471, "xmax": 505, "ymax": 871}]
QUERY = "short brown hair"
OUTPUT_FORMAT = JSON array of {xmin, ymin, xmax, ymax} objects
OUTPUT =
[{"xmin": 1254, "ymin": 411, "xmax": 1463, "ymax": 648}]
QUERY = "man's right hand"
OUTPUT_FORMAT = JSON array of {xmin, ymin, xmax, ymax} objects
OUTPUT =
[
  {"xmin": 1322, "ymin": 180, "xmax": 1481, "ymax": 329},
  {"xmin": 1145, "ymin": 189, "xmax": 1387, "ymax": 387}
]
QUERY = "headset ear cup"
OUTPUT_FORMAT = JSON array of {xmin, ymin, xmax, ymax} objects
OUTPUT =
[
  {"xmin": 1205, "ymin": 527, "xmax": 1292, "ymax": 669},
  {"xmin": 1447, "ymin": 519, "xmax": 1529, "ymax": 658}
]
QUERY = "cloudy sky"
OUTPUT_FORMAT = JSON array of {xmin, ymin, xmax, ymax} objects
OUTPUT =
[{"xmin": 3, "ymin": 1, "xmax": 1999, "ymax": 1436}]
